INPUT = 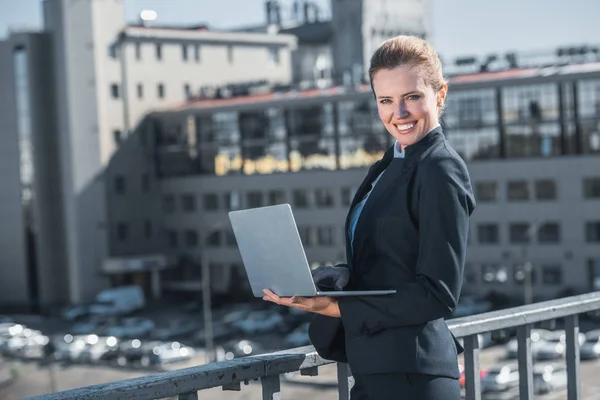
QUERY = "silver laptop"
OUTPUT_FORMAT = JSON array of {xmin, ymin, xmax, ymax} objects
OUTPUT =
[{"xmin": 228, "ymin": 204, "xmax": 397, "ymax": 298}]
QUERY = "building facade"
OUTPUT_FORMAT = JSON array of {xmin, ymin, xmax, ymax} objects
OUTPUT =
[
  {"xmin": 105, "ymin": 56, "xmax": 600, "ymax": 303},
  {"xmin": 0, "ymin": 0, "xmax": 298, "ymax": 310}
]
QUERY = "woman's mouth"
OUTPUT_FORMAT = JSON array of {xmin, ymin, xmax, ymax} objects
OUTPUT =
[{"xmin": 394, "ymin": 122, "xmax": 416, "ymax": 134}]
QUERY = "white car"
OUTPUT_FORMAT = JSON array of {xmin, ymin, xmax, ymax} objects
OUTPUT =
[
  {"xmin": 581, "ymin": 329, "xmax": 600, "ymax": 360},
  {"xmin": 505, "ymin": 329, "xmax": 552, "ymax": 359},
  {"xmin": 145, "ymin": 341, "xmax": 196, "ymax": 366},
  {"xmin": 481, "ymin": 362, "xmax": 520, "ymax": 393},
  {"xmin": 231, "ymin": 311, "xmax": 285, "ymax": 335},
  {"xmin": 105, "ymin": 317, "xmax": 155, "ymax": 338},
  {"xmin": 534, "ymin": 363, "xmax": 567, "ymax": 394}
]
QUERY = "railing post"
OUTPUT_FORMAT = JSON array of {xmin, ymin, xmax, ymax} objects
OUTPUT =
[
  {"xmin": 337, "ymin": 362, "xmax": 353, "ymax": 400},
  {"xmin": 261, "ymin": 375, "xmax": 281, "ymax": 400},
  {"xmin": 463, "ymin": 334, "xmax": 481, "ymax": 400},
  {"xmin": 517, "ymin": 324, "xmax": 534, "ymax": 400},
  {"xmin": 178, "ymin": 392, "xmax": 198, "ymax": 400},
  {"xmin": 565, "ymin": 314, "xmax": 581, "ymax": 400}
]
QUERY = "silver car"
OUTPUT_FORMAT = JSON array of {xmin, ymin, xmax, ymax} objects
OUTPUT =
[{"xmin": 481, "ymin": 362, "xmax": 520, "ymax": 393}]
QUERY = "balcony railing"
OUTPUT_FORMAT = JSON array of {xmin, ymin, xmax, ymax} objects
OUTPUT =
[{"xmin": 28, "ymin": 291, "xmax": 600, "ymax": 400}]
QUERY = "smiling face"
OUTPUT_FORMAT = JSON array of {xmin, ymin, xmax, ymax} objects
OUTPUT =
[{"xmin": 372, "ymin": 64, "xmax": 447, "ymax": 151}]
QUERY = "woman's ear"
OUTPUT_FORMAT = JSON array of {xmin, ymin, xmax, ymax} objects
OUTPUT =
[{"xmin": 437, "ymin": 82, "xmax": 448, "ymax": 108}]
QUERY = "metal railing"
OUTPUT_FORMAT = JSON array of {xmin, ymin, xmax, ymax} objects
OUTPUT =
[{"xmin": 28, "ymin": 291, "xmax": 600, "ymax": 400}]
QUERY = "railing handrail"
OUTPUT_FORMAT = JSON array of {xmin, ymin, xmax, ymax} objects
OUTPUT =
[{"xmin": 26, "ymin": 291, "xmax": 600, "ymax": 400}]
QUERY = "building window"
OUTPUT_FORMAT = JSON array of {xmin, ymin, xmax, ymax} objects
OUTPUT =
[
  {"xmin": 110, "ymin": 83, "xmax": 119, "ymax": 99},
  {"xmin": 535, "ymin": 179, "xmax": 557, "ymax": 200},
  {"xmin": 507, "ymin": 181, "xmax": 529, "ymax": 201},
  {"xmin": 207, "ymin": 231, "xmax": 221, "ymax": 247},
  {"xmin": 162, "ymin": 194, "xmax": 175, "ymax": 213},
  {"xmin": 268, "ymin": 190, "xmax": 285, "ymax": 205},
  {"xmin": 203, "ymin": 194, "xmax": 219, "ymax": 211},
  {"xmin": 185, "ymin": 230, "xmax": 198, "ymax": 247},
  {"xmin": 509, "ymin": 223, "xmax": 531, "ymax": 244},
  {"xmin": 181, "ymin": 194, "xmax": 196, "ymax": 212},
  {"xmin": 541, "ymin": 265, "xmax": 562, "ymax": 285},
  {"xmin": 114, "ymin": 175, "xmax": 125, "ymax": 194},
  {"xmin": 464, "ymin": 263, "xmax": 477, "ymax": 284},
  {"xmin": 108, "ymin": 44, "xmax": 118, "ymax": 59},
  {"xmin": 586, "ymin": 221, "xmax": 600, "ymax": 243},
  {"xmin": 157, "ymin": 83, "xmax": 165, "ymax": 99},
  {"xmin": 293, "ymin": 189, "xmax": 310, "ymax": 208},
  {"xmin": 477, "ymin": 223, "xmax": 499, "ymax": 244},
  {"xmin": 224, "ymin": 191, "xmax": 240, "ymax": 210},
  {"xmin": 227, "ymin": 46, "xmax": 234, "ymax": 63},
  {"xmin": 113, "ymin": 130, "xmax": 122, "ymax": 146},
  {"xmin": 168, "ymin": 230, "xmax": 178, "ymax": 248},
  {"xmin": 144, "ymin": 219, "xmax": 153, "ymax": 238},
  {"xmin": 538, "ymin": 222, "xmax": 560, "ymax": 243},
  {"xmin": 583, "ymin": 177, "xmax": 600, "ymax": 199},
  {"xmin": 318, "ymin": 227, "xmax": 334, "ymax": 246},
  {"xmin": 194, "ymin": 44, "xmax": 201, "ymax": 62},
  {"xmin": 268, "ymin": 47, "xmax": 280, "ymax": 65},
  {"xmin": 135, "ymin": 42, "xmax": 141, "ymax": 60},
  {"xmin": 155, "ymin": 43, "xmax": 162, "ymax": 60},
  {"xmin": 182, "ymin": 44, "xmax": 188, "ymax": 61},
  {"xmin": 225, "ymin": 230, "xmax": 237, "ymax": 246},
  {"xmin": 117, "ymin": 222, "xmax": 128, "ymax": 241},
  {"xmin": 480, "ymin": 264, "xmax": 508, "ymax": 283},
  {"xmin": 475, "ymin": 181, "xmax": 498, "ymax": 202},
  {"xmin": 514, "ymin": 264, "xmax": 537, "ymax": 285},
  {"xmin": 298, "ymin": 226, "xmax": 313, "ymax": 247},
  {"xmin": 137, "ymin": 83, "xmax": 143, "ymax": 99},
  {"xmin": 184, "ymin": 84, "xmax": 191, "ymax": 99},
  {"xmin": 315, "ymin": 188, "xmax": 334, "ymax": 207},
  {"xmin": 247, "ymin": 191, "xmax": 263, "ymax": 208},
  {"xmin": 341, "ymin": 187, "xmax": 354, "ymax": 206}
]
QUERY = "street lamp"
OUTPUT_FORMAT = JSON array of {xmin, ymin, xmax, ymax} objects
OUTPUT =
[{"xmin": 519, "ymin": 221, "xmax": 545, "ymax": 305}]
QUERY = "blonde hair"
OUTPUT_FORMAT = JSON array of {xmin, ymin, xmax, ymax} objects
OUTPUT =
[{"xmin": 369, "ymin": 35, "xmax": 445, "ymax": 92}]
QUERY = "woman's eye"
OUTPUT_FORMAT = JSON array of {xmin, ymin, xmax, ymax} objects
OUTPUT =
[
  {"xmin": 406, "ymin": 95, "xmax": 421, "ymax": 101},
  {"xmin": 379, "ymin": 99, "xmax": 391, "ymax": 104}
]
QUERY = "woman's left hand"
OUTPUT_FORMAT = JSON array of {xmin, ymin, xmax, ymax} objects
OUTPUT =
[{"xmin": 262, "ymin": 289, "xmax": 341, "ymax": 318}]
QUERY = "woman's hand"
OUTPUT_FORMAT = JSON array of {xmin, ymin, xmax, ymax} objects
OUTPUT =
[{"xmin": 262, "ymin": 289, "xmax": 341, "ymax": 318}]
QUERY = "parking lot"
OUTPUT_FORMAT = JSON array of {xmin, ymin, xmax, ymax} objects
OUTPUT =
[{"xmin": 2, "ymin": 301, "xmax": 600, "ymax": 399}]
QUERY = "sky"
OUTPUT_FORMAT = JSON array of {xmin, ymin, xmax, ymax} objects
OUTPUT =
[{"xmin": 2, "ymin": 0, "xmax": 599, "ymax": 59}]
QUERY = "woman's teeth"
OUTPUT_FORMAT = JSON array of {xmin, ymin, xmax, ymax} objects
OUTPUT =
[{"xmin": 395, "ymin": 123, "xmax": 414, "ymax": 131}]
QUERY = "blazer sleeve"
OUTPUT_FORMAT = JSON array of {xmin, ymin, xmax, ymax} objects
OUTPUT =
[{"xmin": 338, "ymin": 154, "xmax": 475, "ymax": 336}]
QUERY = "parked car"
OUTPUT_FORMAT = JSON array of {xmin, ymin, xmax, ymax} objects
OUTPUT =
[
  {"xmin": 481, "ymin": 363, "xmax": 520, "ymax": 393},
  {"xmin": 151, "ymin": 320, "xmax": 201, "ymax": 341},
  {"xmin": 78, "ymin": 336, "xmax": 120, "ymax": 363},
  {"xmin": 216, "ymin": 339, "xmax": 265, "ymax": 361},
  {"xmin": 193, "ymin": 323, "xmax": 237, "ymax": 345},
  {"xmin": 580, "ymin": 329, "xmax": 600, "ymax": 360},
  {"xmin": 89, "ymin": 285, "xmax": 145, "ymax": 316},
  {"xmin": 284, "ymin": 322, "xmax": 311, "ymax": 348},
  {"xmin": 146, "ymin": 341, "xmax": 196, "ymax": 366},
  {"xmin": 536, "ymin": 330, "xmax": 586, "ymax": 360},
  {"xmin": 458, "ymin": 363, "xmax": 488, "ymax": 389},
  {"xmin": 505, "ymin": 329, "xmax": 552, "ymax": 359},
  {"xmin": 231, "ymin": 311, "xmax": 286, "ymax": 335},
  {"xmin": 70, "ymin": 316, "xmax": 118, "ymax": 336},
  {"xmin": 105, "ymin": 317, "xmax": 155, "ymax": 338},
  {"xmin": 54, "ymin": 334, "xmax": 98, "ymax": 362},
  {"xmin": 533, "ymin": 363, "xmax": 567, "ymax": 394}
]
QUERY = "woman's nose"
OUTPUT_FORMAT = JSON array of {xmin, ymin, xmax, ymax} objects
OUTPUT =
[{"xmin": 394, "ymin": 102, "xmax": 409, "ymax": 119}]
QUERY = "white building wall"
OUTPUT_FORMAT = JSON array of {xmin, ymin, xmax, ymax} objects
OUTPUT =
[{"xmin": 121, "ymin": 29, "xmax": 296, "ymax": 135}]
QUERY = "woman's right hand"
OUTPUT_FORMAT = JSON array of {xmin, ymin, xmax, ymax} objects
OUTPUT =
[{"xmin": 311, "ymin": 264, "xmax": 350, "ymax": 291}]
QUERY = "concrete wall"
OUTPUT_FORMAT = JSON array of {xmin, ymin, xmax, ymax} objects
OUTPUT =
[
  {"xmin": 0, "ymin": 40, "xmax": 31, "ymax": 311},
  {"xmin": 44, "ymin": 0, "xmax": 107, "ymax": 303}
]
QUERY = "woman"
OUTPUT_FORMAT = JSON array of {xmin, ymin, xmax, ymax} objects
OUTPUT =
[{"xmin": 263, "ymin": 35, "xmax": 475, "ymax": 399}]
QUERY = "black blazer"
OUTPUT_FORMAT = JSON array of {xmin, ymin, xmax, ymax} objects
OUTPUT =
[{"xmin": 309, "ymin": 127, "xmax": 475, "ymax": 379}]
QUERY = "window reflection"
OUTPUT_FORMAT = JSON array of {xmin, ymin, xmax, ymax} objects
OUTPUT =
[
  {"xmin": 445, "ymin": 127, "xmax": 500, "ymax": 161},
  {"xmin": 505, "ymin": 123, "xmax": 561, "ymax": 157},
  {"xmin": 502, "ymin": 84, "xmax": 559, "ymax": 123}
]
